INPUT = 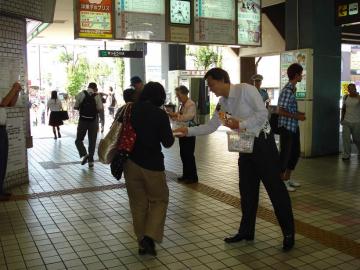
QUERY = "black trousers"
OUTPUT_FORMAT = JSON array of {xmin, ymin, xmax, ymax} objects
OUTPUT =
[
  {"xmin": 238, "ymin": 132, "xmax": 294, "ymax": 237},
  {"xmin": 179, "ymin": 136, "xmax": 198, "ymax": 180},
  {"xmin": 279, "ymin": 127, "xmax": 300, "ymax": 173},
  {"xmin": 0, "ymin": 126, "xmax": 8, "ymax": 193}
]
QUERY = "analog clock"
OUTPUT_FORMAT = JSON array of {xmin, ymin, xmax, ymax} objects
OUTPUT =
[{"xmin": 170, "ymin": 0, "xmax": 191, "ymax": 25}]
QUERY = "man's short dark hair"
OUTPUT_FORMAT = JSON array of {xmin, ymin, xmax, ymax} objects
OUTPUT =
[
  {"xmin": 88, "ymin": 82, "xmax": 97, "ymax": 90},
  {"xmin": 130, "ymin": 76, "xmax": 143, "ymax": 86},
  {"xmin": 287, "ymin": 63, "xmax": 303, "ymax": 80},
  {"xmin": 204, "ymin": 68, "xmax": 230, "ymax": 84},
  {"xmin": 139, "ymin": 82, "xmax": 166, "ymax": 107},
  {"xmin": 123, "ymin": 88, "xmax": 136, "ymax": 103},
  {"xmin": 175, "ymin": 85, "xmax": 189, "ymax": 95}
]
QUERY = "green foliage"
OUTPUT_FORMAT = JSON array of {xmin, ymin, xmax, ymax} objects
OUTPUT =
[
  {"xmin": 66, "ymin": 57, "xmax": 89, "ymax": 97},
  {"xmin": 88, "ymin": 62, "xmax": 112, "ymax": 90},
  {"xmin": 115, "ymin": 58, "xmax": 125, "ymax": 90},
  {"xmin": 188, "ymin": 46, "xmax": 222, "ymax": 70}
]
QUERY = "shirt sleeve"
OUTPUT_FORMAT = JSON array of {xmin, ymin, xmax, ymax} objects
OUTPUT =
[
  {"xmin": 74, "ymin": 92, "xmax": 84, "ymax": 110},
  {"xmin": 177, "ymin": 101, "xmax": 196, "ymax": 122},
  {"xmin": 95, "ymin": 95, "xmax": 104, "ymax": 111},
  {"xmin": 159, "ymin": 110, "xmax": 175, "ymax": 148},
  {"xmin": 187, "ymin": 108, "xmax": 221, "ymax": 136},
  {"xmin": 278, "ymin": 90, "xmax": 291, "ymax": 110},
  {"xmin": 239, "ymin": 87, "xmax": 268, "ymax": 130}
]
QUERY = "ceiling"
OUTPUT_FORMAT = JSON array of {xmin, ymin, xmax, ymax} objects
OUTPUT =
[{"xmin": 28, "ymin": 0, "xmax": 285, "ymax": 45}]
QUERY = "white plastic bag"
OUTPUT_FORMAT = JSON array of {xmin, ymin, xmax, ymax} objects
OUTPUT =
[{"xmin": 227, "ymin": 131, "xmax": 255, "ymax": 153}]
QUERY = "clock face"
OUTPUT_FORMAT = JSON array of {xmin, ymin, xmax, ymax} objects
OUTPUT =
[{"xmin": 170, "ymin": 0, "xmax": 191, "ymax": 25}]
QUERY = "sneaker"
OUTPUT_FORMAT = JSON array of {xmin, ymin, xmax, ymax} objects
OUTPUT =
[
  {"xmin": 81, "ymin": 154, "xmax": 89, "ymax": 165},
  {"xmin": 88, "ymin": 161, "xmax": 94, "ymax": 168},
  {"xmin": 284, "ymin": 181, "xmax": 296, "ymax": 192},
  {"xmin": 289, "ymin": 179, "xmax": 301, "ymax": 187}
]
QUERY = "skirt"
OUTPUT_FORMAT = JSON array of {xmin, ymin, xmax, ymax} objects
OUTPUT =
[{"xmin": 49, "ymin": 111, "xmax": 64, "ymax": 126}]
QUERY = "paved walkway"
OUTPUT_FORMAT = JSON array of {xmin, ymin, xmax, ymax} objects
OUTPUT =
[{"xmin": 0, "ymin": 124, "xmax": 359, "ymax": 269}]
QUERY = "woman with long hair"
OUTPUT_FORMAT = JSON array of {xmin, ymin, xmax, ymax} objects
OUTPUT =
[{"xmin": 47, "ymin": 91, "xmax": 63, "ymax": 139}]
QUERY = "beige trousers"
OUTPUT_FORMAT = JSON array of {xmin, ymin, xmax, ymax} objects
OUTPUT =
[{"xmin": 124, "ymin": 159, "xmax": 169, "ymax": 243}]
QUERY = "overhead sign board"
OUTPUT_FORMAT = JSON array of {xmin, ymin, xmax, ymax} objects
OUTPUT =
[
  {"xmin": 98, "ymin": 50, "xmax": 144, "ymax": 58},
  {"xmin": 335, "ymin": 0, "xmax": 360, "ymax": 25},
  {"xmin": 238, "ymin": 0, "xmax": 261, "ymax": 46},
  {"xmin": 115, "ymin": 0, "xmax": 165, "ymax": 41},
  {"xmin": 76, "ymin": 0, "xmax": 114, "ymax": 39},
  {"xmin": 194, "ymin": 0, "xmax": 236, "ymax": 44}
]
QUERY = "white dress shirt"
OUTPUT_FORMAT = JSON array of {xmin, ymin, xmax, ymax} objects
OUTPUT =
[
  {"xmin": 74, "ymin": 88, "xmax": 103, "ymax": 111},
  {"xmin": 47, "ymin": 99, "xmax": 62, "ymax": 112},
  {"xmin": 188, "ymin": 83, "xmax": 268, "ymax": 137}
]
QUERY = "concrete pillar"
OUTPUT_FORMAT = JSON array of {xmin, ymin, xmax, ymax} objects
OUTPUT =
[
  {"xmin": 129, "ymin": 42, "xmax": 146, "ymax": 81},
  {"xmin": 285, "ymin": 0, "xmax": 341, "ymax": 156}
]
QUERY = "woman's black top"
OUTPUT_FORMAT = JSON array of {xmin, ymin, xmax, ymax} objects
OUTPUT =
[{"xmin": 130, "ymin": 101, "xmax": 174, "ymax": 171}]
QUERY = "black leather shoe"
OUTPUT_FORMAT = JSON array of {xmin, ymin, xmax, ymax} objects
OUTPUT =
[
  {"xmin": 282, "ymin": 234, "xmax": 295, "ymax": 251},
  {"xmin": 177, "ymin": 177, "xmax": 185, "ymax": 181},
  {"xmin": 224, "ymin": 233, "xmax": 254, "ymax": 243},
  {"xmin": 140, "ymin": 236, "xmax": 157, "ymax": 256}
]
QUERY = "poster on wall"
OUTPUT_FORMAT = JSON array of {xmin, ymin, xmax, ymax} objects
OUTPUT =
[
  {"xmin": 238, "ymin": 0, "xmax": 261, "ymax": 46},
  {"xmin": 76, "ymin": 0, "xmax": 113, "ymax": 39},
  {"xmin": 194, "ymin": 0, "xmax": 236, "ymax": 44},
  {"xmin": 115, "ymin": 0, "xmax": 165, "ymax": 41},
  {"xmin": 280, "ymin": 50, "xmax": 307, "ymax": 99},
  {"xmin": 6, "ymin": 117, "xmax": 26, "ymax": 174}
]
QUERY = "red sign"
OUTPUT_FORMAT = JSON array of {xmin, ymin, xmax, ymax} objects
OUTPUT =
[{"xmin": 77, "ymin": 0, "xmax": 113, "ymax": 39}]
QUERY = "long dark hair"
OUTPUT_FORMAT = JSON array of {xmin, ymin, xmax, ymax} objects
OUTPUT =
[
  {"xmin": 138, "ymin": 82, "xmax": 166, "ymax": 107},
  {"xmin": 51, "ymin": 91, "xmax": 58, "ymax": 100}
]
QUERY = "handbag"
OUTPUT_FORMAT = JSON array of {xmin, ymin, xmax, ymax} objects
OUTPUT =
[
  {"xmin": 110, "ymin": 104, "xmax": 136, "ymax": 180},
  {"xmin": 98, "ymin": 105, "xmax": 127, "ymax": 164},
  {"xmin": 58, "ymin": 110, "xmax": 69, "ymax": 121},
  {"xmin": 227, "ymin": 131, "xmax": 255, "ymax": 153}
]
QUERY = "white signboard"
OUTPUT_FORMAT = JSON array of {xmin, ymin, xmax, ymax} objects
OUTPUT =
[
  {"xmin": 115, "ymin": 0, "xmax": 165, "ymax": 41},
  {"xmin": 194, "ymin": 0, "xmax": 236, "ymax": 44},
  {"xmin": 6, "ymin": 117, "xmax": 26, "ymax": 174},
  {"xmin": 238, "ymin": 0, "xmax": 261, "ymax": 46}
]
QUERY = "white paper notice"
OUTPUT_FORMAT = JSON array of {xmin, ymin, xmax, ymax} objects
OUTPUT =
[{"xmin": 6, "ymin": 117, "xmax": 26, "ymax": 174}]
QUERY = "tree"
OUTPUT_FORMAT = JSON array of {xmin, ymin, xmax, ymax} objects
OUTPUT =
[
  {"xmin": 58, "ymin": 46, "xmax": 89, "ymax": 97},
  {"xmin": 66, "ymin": 57, "xmax": 89, "ymax": 97},
  {"xmin": 115, "ymin": 58, "xmax": 125, "ymax": 91},
  {"xmin": 187, "ymin": 46, "xmax": 222, "ymax": 70}
]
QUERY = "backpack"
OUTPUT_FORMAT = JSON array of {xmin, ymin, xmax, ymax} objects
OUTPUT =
[
  {"xmin": 79, "ymin": 91, "xmax": 97, "ymax": 121},
  {"xmin": 268, "ymin": 106, "xmax": 280, "ymax": 134}
]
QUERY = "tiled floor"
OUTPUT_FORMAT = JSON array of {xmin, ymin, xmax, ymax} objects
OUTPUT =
[{"xmin": 1, "ymin": 124, "xmax": 360, "ymax": 269}]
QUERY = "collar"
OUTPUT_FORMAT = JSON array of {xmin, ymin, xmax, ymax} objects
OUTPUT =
[
  {"xmin": 228, "ymin": 84, "xmax": 237, "ymax": 98},
  {"xmin": 87, "ymin": 88, "xmax": 95, "ymax": 94},
  {"xmin": 285, "ymin": 82, "xmax": 296, "ymax": 93}
]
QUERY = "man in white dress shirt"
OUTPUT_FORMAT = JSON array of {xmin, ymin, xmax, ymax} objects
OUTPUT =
[
  {"xmin": 0, "ymin": 82, "xmax": 22, "ymax": 199},
  {"xmin": 174, "ymin": 68, "xmax": 295, "ymax": 251}
]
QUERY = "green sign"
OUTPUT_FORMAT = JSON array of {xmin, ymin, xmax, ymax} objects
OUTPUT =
[{"xmin": 98, "ymin": 50, "xmax": 143, "ymax": 58}]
